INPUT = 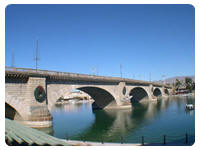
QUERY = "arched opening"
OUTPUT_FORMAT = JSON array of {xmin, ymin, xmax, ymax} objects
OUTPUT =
[
  {"xmin": 53, "ymin": 86, "xmax": 117, "ymax": 109},
  {"xmin": 56, "ymin": 89, "xmax": 92, "ymax": 102},
  {"xmin": 77, "ymin": 87, "xmax": 116, "ymax": 109},
  {"xmin": 5, "ymin": 103, "xmax": 23, "ymax": 120},
  {"xmin": 129, "ymin": 87, "xmax": 149, "ymax": 103},
  {"xmin": 153, "ymin": 88, "xmax": 162, "ymax": 97},
  {"xmin": 164, "ymin": 89, "xmax": 169, "ymax": 95}
]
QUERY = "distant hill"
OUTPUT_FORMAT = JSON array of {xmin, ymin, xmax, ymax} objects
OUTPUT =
[{"xmin": 155, "ymin": 76, "xmax": 195, "ymax": 84}]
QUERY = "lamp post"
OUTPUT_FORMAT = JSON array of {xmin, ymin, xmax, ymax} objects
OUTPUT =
[{"xmin": 120, "ymin": 64, "xmax": 122, "ymax": 78}]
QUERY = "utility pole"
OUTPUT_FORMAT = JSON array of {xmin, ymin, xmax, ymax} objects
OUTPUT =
[
  {"xmin": 34, "ymin": 39, "xmax": 40, "ymax": 70},
  {"xmin": 120, "ymin": 64, "xmax": 122, "ymax": 78},
  {"xmin": 11, "ymin": 50, "xmax": 15, "ymax": 68}
]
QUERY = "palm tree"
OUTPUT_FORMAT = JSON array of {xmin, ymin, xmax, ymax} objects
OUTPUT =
[{"xmin": 175, "ymin": 79, "xmax": 182, "ymax": 90}]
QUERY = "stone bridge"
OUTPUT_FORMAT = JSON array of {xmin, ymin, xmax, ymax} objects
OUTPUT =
[{"xmin": 5, "ymin": 67, "xmax": 172, "ymax": 128}]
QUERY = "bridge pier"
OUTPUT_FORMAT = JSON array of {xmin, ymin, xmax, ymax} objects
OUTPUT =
[
  {"xmin": 6, "ymin": 76, "xmax": 52, "ymax": 128},
  {"xmin": 24, "ymin": 77, "xmax": 52, "ymax": 128},
  {"xmin": 15, "ymin": 105, "xmax": 52, "ymax": 128},
  {"xmin": 148, "ymin": 84, "xmax": 157, "ymax": 101},
  {"xmin": 161, "ymin": 86, "xmax": 170, "ymax": 97}
]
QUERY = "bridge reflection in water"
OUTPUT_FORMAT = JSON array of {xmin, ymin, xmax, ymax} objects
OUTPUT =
[{"xmin": 45, "ymin": 96, "xmax": 194, "ymax": 144}]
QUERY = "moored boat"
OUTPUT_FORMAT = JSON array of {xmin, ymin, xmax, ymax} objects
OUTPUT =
[{"xmin": 185, "ymin": 104, "xmax": 194, "ymax": 110}]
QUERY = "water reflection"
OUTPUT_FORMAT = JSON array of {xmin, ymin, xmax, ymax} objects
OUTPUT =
[
  {"xmin": 36, "ymin": 126, "xmax": 54, "ymax": 135},
  {"xmin": 50, "ymin": 102, "xmax": 95, "ymax": 138},
  {"xmin": 47, "ymin": 97, "xmax": 195, "ymax": 143}
]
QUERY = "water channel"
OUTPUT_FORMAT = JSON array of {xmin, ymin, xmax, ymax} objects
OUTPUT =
[{"xmin": 41, "ymin": 96, "xmax": 195, "ymax": 144}]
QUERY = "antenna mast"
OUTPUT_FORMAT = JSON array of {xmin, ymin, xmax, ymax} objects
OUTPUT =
[{"xmin": 34, "ymin": 40, "xmax": 39, "ymax": 70}]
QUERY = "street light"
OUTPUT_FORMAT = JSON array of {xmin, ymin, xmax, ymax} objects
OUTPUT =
[{"xmin": 120, "ymin": 64, "xmax": 122, "ymax": 78}]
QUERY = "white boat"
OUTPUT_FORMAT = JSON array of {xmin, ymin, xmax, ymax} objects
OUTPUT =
[
  {"xmin": 185, "ymin": 104, "xmax": 194, "ymax": 110},
  {"xmin": 69, "ymin": 100, "xmax": 76, "ymax": 104}
]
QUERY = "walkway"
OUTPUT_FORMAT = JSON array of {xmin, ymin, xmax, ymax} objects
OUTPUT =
[{"xmin": 5, "ymin": 118, "xmax": 71, "ymax": 146}]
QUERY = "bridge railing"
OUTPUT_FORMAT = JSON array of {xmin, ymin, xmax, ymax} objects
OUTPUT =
[
  {"xmin": 5, "ymin": 66, "xmax": 89, "ymax": 76},
  {"xmin": 5, "ymin": 66, "xmax": 113, "ymax": 80}
]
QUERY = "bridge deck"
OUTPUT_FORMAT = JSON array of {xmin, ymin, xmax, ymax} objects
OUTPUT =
[
  {"xmin": 5, "ymin": 118, "xmax": 71, "ymax": 146},
  {"xmin": 5, "ymin": 66, "xmax": 171, "ymax": 88}
]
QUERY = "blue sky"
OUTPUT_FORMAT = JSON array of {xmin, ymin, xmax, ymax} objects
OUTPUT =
[{"xmin": 5, "ymin": 4, "xmax": 195, "ymax": 81}]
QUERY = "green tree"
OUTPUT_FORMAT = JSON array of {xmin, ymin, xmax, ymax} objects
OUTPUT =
[
  {"xmin": 185, "ymin": 77, "xmax": 193, "ymax": 92},
  {"xmin": 175, "ymin": 79, "xmax": 182, "ymax": 90},
  {"xmin": 192, "ymin": 82, "xmax": 195, "ymax": 90}
]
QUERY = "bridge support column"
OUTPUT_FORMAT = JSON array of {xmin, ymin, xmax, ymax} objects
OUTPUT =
[
  {"xmin": 161, "ymin": 86, "xmax": 169, "ymax": 97},
  {"xmin": 168, "ymin": 89, "xmax": 173, "ymax": 96},
  {"xmin": 102, "ymin": 82, "xmax": 128, "ymax": 109},
  {"xmin": 117, "ymin": 82, "xmax": 126, "ymax": 105},
  {"xmin": 110, "ymin": 82, "xmax": 133, "ymax": 108},
  {"xmin": 148, "ymin": 84, "xmax": 157, "ymax": 101},
  {"xmin": 20, "ymin": 77, "xmax": 52, "ymax": 128}
]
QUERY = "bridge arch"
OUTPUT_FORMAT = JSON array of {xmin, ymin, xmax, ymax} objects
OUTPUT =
[
  {"xmin": 48, "ymin": 85, "xmax": 117, "ymax": 109},
  {"xmin": 77, "ymin": 86, "xmax": 116, "ymax": 109},
  {"xmin": 129, "ymin": 87, "xmax": 150, "ymax": 103},
  {"xmin": 5, "ymin": 97, "xmax": 25, "ymax": 120},
  {"xmin": 153, "ymin": 88, "xmax": 162, "ymax": 97}
]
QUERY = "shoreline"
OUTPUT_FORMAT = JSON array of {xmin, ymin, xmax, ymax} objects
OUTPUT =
[
  {"xmin": 61, "ymin": 138, "xmax": 195, "ymax": 146},
  {"xmin": 61, "ymin": 139, "xmax": 141, "ymax": 146}
]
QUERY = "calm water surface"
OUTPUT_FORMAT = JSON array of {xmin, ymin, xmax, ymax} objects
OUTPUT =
[{"xmin": 47, "ymin": 96, "xmax": 195, "ymax": 144}]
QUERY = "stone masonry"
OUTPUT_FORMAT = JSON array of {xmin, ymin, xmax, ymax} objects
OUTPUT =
[{"xmin": 5, "ymin": 68, "xmax": 172, "ymax": 128}]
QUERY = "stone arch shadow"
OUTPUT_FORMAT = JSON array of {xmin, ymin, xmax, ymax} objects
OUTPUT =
[
  {"xmin": 129, "ymin": 87, "xmax": 150, "ymax": 103},
  {"xmin": 77, "ymin": 87, "xmax": 117, "ymax": 109},
  {"xmin": 164, "ymin": 89, "xmax": 169, "ymax": 95},
  {"xmin": 51, "ymin": 86, "xmax": 117, "ymax": 109},
  {"xmin": 5, "ymin": 98, "xmax": 24, "ymax": 121}
]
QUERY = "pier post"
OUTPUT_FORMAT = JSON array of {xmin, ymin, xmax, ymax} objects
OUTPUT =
[
  {"xmin": 163, "ymin": 135, "xmax": 166, "ymax": 144},
  {"xmin": 185, "ymin": 133, "xmax": 188, "ymax": 144},
  {"xmin": 141, "ymin": 136, "xmax": 144, "ymax": 145},
  {"xmin": 120, "ymin": 136, "xmax": 123, "ymax": 144},
  {"xmin": 101, "ymin": 136, "xmax": 104, "ymax": 144}
]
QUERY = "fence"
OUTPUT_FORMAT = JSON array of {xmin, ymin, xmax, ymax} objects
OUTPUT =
[{"xmin": 65, "ymin": 133, "xmax": 194, "ymax": 146}]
